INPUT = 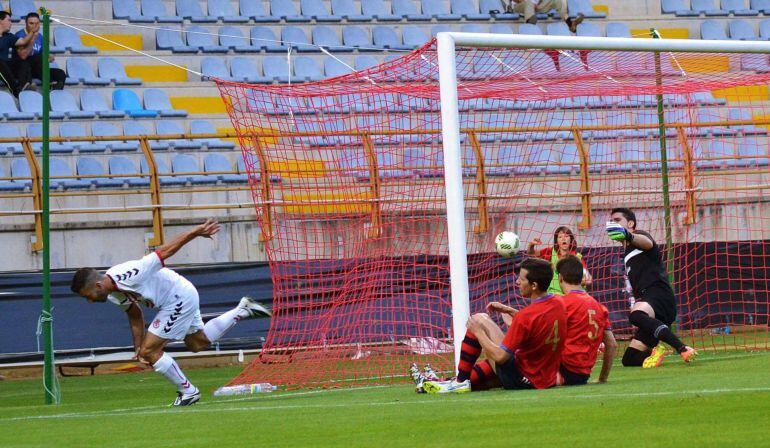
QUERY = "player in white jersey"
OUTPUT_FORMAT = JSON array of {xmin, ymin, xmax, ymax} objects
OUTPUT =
[{"xmin": 70, "ymin": 219, "xmax": 271, "ymax": 406}]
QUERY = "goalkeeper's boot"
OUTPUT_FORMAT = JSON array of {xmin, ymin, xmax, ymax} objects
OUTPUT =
[
  {"xmin": 680, "ymin": 346, "xmax": 698, "ymax": 363},
  {"xmin": 423, "ymin": 364, "xmax": 440, "ymax": 381},
  {"xmin": 409, "ymin": 363, "xmax": 426, "ymax": 393},
  {"xmin": 172, "ymin": 387, "xmax": 201, "ymax": 406},
  {"xmin": 237, "ymin": 296, "xmax": 272, "ymax": 319},
  {"xmin": 642, "ymin": 344, "xmax": 667, "ymax": 369},
  {"xmin": 422, "ymin": 379, "xmax": 471, "ymax": 394}
]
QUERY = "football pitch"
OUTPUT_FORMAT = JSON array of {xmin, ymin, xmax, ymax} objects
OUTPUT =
[{"xmin": 2, "ymin": 351, "xmax": 770, "ymax": 448}]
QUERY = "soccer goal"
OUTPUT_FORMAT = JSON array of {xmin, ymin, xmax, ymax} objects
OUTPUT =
[{"xmin": 217, "ymin": 33, "xmax": 770, "ymax": 389}]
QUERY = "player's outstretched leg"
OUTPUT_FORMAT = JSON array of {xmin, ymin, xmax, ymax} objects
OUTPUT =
[
  {"xmin": 203, "ymin": 296, "xmax": 271, "ymax": 344},
  {"xmin": 642, "ymin": 344, "xmax": 667, "ymax": 369},
  {"xmin": 422, "ymin": 378, "xmax": 471, "ymax": 394},
  {"xmin": 457, "ymin": 330, "xmax": 482, "ymax": 382},
  {"xmin": 629, "ymin": 311, "xmax": 693, "ymax": 362}
]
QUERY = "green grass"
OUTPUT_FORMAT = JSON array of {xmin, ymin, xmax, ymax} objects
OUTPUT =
[{"xmin": 2, "ymin": 351, "xmax": 770, "ymax": 447}]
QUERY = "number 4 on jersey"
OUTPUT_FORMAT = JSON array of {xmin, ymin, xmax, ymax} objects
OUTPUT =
[{"xmin": 545, "ymin": 320, "xmax": 560, "ymax": 352}]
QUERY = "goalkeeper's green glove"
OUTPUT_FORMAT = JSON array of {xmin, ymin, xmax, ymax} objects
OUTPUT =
[{"xmin": 606, "ymin": 221, "xmax": 632, "ymax": 242}]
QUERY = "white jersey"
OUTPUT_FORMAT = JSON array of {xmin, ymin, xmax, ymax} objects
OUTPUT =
[{"xmin": 106, "ymin": 251, "xmax": 194, "ymax": 311}]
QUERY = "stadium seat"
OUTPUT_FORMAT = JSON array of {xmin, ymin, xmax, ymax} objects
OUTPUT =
[
  {"xmin": 736, "ymin": 137, "xmax": 768, "ymax": 165},
  {"xmin": 109, "ymin": 156, "xmax": 147, "ymax": 186},
  {"xmin": 760, "ymin": 19, "xmax": 770, "ymax": 39},
  {"xmin": 0, "ymin": 162, "xmax": 25, "ymax": 191},
  {"xmin": 231, "ymin": 56, "xmax": 270, "ymax": 82},
  {"xmin": 77, "ymin": 157, "xmax": 125, "ymax": 188},
  {"xmin": 489, "ymin": 23, "xmax": 514, "ymax": 34},
  {"xmin": 372, "ymin": 26, "xmax": 410, "ymax": 50},
  {"xmin": 722, "ymin": 0, "xmax": 759, "ymax": 15},
  {"xmin": 728, "ymin": 108, "xmax": 766, "ymax": 134},
  {"xmin": 576, "ymin": 22, "xmax": 602, "ymax": 37},
  {"xmin": 20, "ymin": 91, "xmax": 65, "ymax": 119},
  {"xmin": 92, "ymin": 121, "xmax": 139, "ymax": 152},
  {"xmin": 51, "ymin": 90, "xmax": 96, "ymax": 120},
  {"xmin": 219, "ymin": 26, "xmax": 249, "ymax": 50},
  {"xmin": 294, "ymin": 57, "xmax": 324, "ymax": 81},
  {"xmin": 451, "ymin": 0, "xmax": 490, "ymax": 20},
  {"xmin": 144, "ymin": 89, "xmax": 187, "ymax": 117},
  {"xmin": 176, "ymin": 0, "xmax": 216, "ymax": 22},
  {"xmin": 0, "ymin": 124, "xmax": 23, "ymax": 154},
  {"xmin": 248, "ymin": 26, "xmax": 285, "ymax": 52},
  {"xmin": 54, "ymin": 28, "xmax": 97, "ymax": 54},
  {"xmin": 25, "ymin": 123, "xmax": 53, "ymax": 157},
  {"xmin": 113, "ymin": 89, "xmax": 158, "ymax": 118},
  {"xmin": 313, "ymin": 26, "xmax": 348, "ymax": 52},
  {"xmin": 699, "ymin": 140, "xmax": 732, "ymax": 168},
  {"xmin": 568, "ymin": 0, "xmax": 606, "ymax": 18},
  {"xmin": 325, "ymin": 57, "xmax": 354, "ymax": 77},
  {"xmin": 355, "ymin": 55, "xmax": 379, "ymax": 71},
  {"xmin": 124, "ymin": 121, "xmax": 170, "ymax": 151},
  {"xmin": 208, "ymin": 0, "xmax": 249, "ymax": 22},
  {"xmin": 10, "ymin": 0, "xmax": 36, "ymax": 19},
  {"xmin": 50, "ymin": 157, "xmax": 93, "ymax": 189},
  {"xmin": 97, "ymin": 57, "xmax": 142, "ymax": 85},
  {"xmin": 741, "ymin": 53, "xmax": 770, "ymax": 70},
  {"xmin": 518, "ymin": 23, "xmax": 543, "ymax": 35},
  {"xmin": 392, "ymin": 0, "xmax": 431, "ymax": 20},
  {"xmin": 140, "ymin": 156, "xmax": 186, "ymax": 185},
  {"xmin": 187, "ymin": 25, "xmax": 228, "ymax": 53},
  {"xmin": 730, "ymin": 19, "xmax": 757, "ymax": 39},
  {"xmin": 661, "ymin": 0, "xmax": 701, "ymax": 16},
  {"xmin": 80, "ymin": 90, "xmax": 124, "ymax": 119},
  {"xmin": 172, "ymin": 154, "xmax": 218, "ymax": 184},
  {"xmin": 156, "ymin": 121, "xmax": 201, "ymax": 149},
  {"xmin": 190, "ymin": 119, "xmax": 235, "ymax": 149},
  {"xmin": 0, "ymin": 91, "xmax": 34, "ymax": 120},
  {"xmin": 239, "ymin": 0, "xmax": 275, "ymax": 21},
  {"xmin": 431, "ymin": 25, "xmax": 452, "ymax": 37},
  {"xmin": 701, "ymin": 20, "xmax": 729, "ymax": 39},
  {"xmin": 270, "ymin": 0, "xmax": 308, "ymax": 21},
  {"xmin": 343, "ymin": 26, "xmax": 374, "ymax": 50},
  {"xmin": 201, "ymin": 56, "xmax": 233, "ymax": 81},
  {"xmin": 283, "ymin": 27, "xmax": 315, "ymax": 52},
  {"xmin": 10, "ymin": 158, "xmax": 32, "ymax": 188},
  {"xmin": 66, "ymin": 58, "xmax": 109, "ymax": 86},
  {"xmin": 753, "ymin": 0, "xmax": 770, "ymax": 14},
  {"xmin": 113, "ymin": 0, "xmax": 154, "ymax": 22},
  {"xmin": 403, "ymin": 27, "xmax": 429, "ymax": 48},
  {"xmin": 605, "ymin": 22, "xmax": 631, "ymax": 38},
  {"xmin": 696, "ymin": 109, "xmax": 737, "ymax": 136},
  {"xmin": 300, "ymin": 0, "xmax": 340, "ymax": 21},
  {"xmin": 460, "ymin": 24, "xmax": 486, "ymax": 33},
  {"xmin": 204, "ymin": 153, "xmax": 244, "ymax": 182},
  {"xmin": 141, "ymin": 0, "xmax": 184, "ymax": 22},
  {"xmin": 263, "ymin": 56, "xmax": 291, "ymax": 82},
  {"xmin": 588, "ymin": 142, "xmax": 617, "ymax": 172},
  {"xmin": 480, "ymin": 0, "xmax": 519, "ymax": 19},
  {"xmin": 422, "ymin": 0, "xmax": 462, "ymax": 20},
  {"xmin": 156, "ymin": 28, "xmax": 197, "ymax": 53},
  {"xmin": 332, "ymin": 0, "xmax": 371, "ymax": 20},
  {"xmin": 691, "ymin": 0, "xmax": 730, "ymax": 15},
  {"xmin": 362, "ymin": 0, "xmax": 401, "ymax": 21},
  {"xmin": 547, "ymin": 22, "xmax": 572, "ymax": 36}
]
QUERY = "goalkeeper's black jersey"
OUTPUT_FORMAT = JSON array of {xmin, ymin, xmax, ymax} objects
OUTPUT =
[{"xmin": 623, "ymin": 230, "xmax": 674, "ymax": 297}]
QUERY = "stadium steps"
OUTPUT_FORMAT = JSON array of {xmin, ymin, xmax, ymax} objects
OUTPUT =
[{"xmin": 80, "ymin": 33, "xmax": 144, "ymax": 51}]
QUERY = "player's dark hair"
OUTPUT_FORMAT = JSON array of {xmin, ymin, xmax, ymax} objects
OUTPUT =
[
  {"xmin": 70, "ymin": 268, "xmax": 101, "ymax": 294},
  {"xmin": 611, "ymin": 207, "xmax": 637, "ymax": 229},
  {"xmin": 0, "ymin": 11, "xmax": 11, "ymax": 21},
  {"xmin": 25, "ymin": 12, "xmax": 40, "ymax": 21},
  {"xmin": 519, "ymin": 257, "xmax": 553, "ymax": 294},
  {"xmin": 555, "ymin": 255, "xmax": 584, "ymax": 286},
  {"xmin": 552, "ymin": 225, "xmax": 577, "ymax": 252}
]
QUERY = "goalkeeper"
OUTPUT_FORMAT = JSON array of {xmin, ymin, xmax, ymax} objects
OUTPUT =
[{"xmin": 606, "ymin": 208, "xmax": 697, "ymax": 368}]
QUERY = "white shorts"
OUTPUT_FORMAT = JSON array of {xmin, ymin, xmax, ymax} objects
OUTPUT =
[{"xmin": 148, "ymin": 284, "xmax": 204, "ymax": 341}]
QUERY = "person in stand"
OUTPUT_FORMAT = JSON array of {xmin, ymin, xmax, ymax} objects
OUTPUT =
[
  {"xmin": 0, "ymin": 10, "xmax": 38, "ymax": 96},
  {"xmin": 504, "ymin": 0, "xmax": 584, "ymax": 32},
  {"xmin": 528, "ymin": 225, "xmax": 592, "ymax": 295},
  {"xmin": 15, "ymin": 12, "xmax": 67, "ymax": 90}
]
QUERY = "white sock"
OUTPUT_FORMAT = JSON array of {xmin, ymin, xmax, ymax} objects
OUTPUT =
[
  {"xmin": 203, "ymin": 308, "xmax": 242, "ymax": 343},
  {"xmin": 153, "ymin": 353, "xmax": 196, "ymax": 393}
]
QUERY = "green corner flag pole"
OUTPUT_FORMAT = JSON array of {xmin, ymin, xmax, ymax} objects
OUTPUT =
[
  {"xmin": 41, "ymin": 8, "xmax": 57, "ymax": 405},
  {"xmin": 651, "ymin": 28, "xmax": 676, "ymax": 288}
]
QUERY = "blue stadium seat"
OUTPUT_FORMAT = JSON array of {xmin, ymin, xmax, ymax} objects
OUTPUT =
[
  {"xmin": 403, "ymin": 27, "xmax": 429, "ymax": 48},
  {"xmin": 98, "ymin": 57, "xmax": 142, "ymax": 85},
  {"xmin": 270, "ymin": 0, "xmax": 308, "ymax": 21},
  {"xmin": 156, "ymin": 28, "xmax": 197, "ymax": 53},
  {"xmin": 576, "ymin": 22, "xmax": 602, "ymax": 37},
  {"xmin": 547, "ymin": 22, "xmax": 572, "ymax": 36},
  {"xmin": 332, "ymin": 0, "xmax": 371, "ymax": 20},
  {"xmin": 172, "ymin": 154, "xmax": 218, "ymax": 184},
  {"xmin": 109, "ymin": 156, "xmax": 148, "ymax": 186},
  {"xmin": 237, "ymin": 154, "xmax": 262, "ymax": 181},
  {"xmin": 263, "ymin": 56, "xmax": 291, "ymax": 82},
  {"xmin": 240, "ymin": 0, "xmax": 276, "ymax": 21},
  {"xmin": 0, "ymin": 162, "xmax": 25, "ymax": 191},
  {"xmin": 728, "ymin": 108, "xmax": 766, "ymax": 134},
  {"xmin": 422, "ymin": 0, "xmax": 462, "ymax": 20},
  {"xmin": 362, "ymin": 0, "xmax": 401, "ymax": 21},
  {"xmin": 201, "ymin": 56, "xmax": 233, "ymax": 81},
  {"xmin": 113, "ymin": 0, "xmax": 154, "ymax": 22},
  {"xmin": 283, "ymin": 26, "xmax": 315, "ymax": 52},
  {"xmin": 696, "ymin": 109, "xmax": 736, "ymax": 136},
  {"xmin": 176, "ymin": 0, "xmax": 216, "ymax": 22},
  {"xmin": 431, "ymin": 24, "xmax": 452, "ymax": 37},
  {"xmin": 141, "ymin": 0, "xmax": 184, "ymax": 22},
  {"xmin": 231, "ymin": 56, "xmax": 270, "ymax": 82},
  {"xmin": 51, "ymin": 90, "xmax": 96, "ymax": 119},
  {"xmin": 480, "ymin": 0, "xmax": 519, "ymax": 19},
  {"xmin": 588, "ymin": 142, "xmax": 617, "ymax": 172},
  {"xmin": 722, "ymin": 0, "xmax": 759, "ymax": 15},
  {"xmin": 77, "ymin": 157, "xmax": 125, "ymax": 188},
  {"xmin": 294, "ymin": 57, "xmax": 324, "ymax": 81},
  {"xmin": 452, "ymin": 0, "xmax": 490, "ymax": 20},
  {"xmin": 730, "ymin": 19, "xmax": 757, "ymax": 39},
  {"xmin": 313, "ymin": 26, "xmax": 348, "ymax": 52},
  {"xmin": 113, "ymin": 89, "xmax": 158, "ymax": 118},
  {"xmin": 187, "ymin": 25, "xmax": 228, "ymax": 53},
  {"xmin": 10, "ymin": 0, "xmax": 36, "ymax": 20},
  {"xmin": 691, "ymin": 0, "xmax": 730, "ymax": 15},
  {"xmin": 54, "ymin": 28, "xmax": 97, "ymax": 54},
  {"xmin": 699, "ymin": 140, "xmax": 732, "ymax": 168},
  {"xmin": 605, "ymin": 22, "xmax": 631, "ymax": 38},
  {"xmin": 392, "ymin": 0, "xmax": 431, "ymax": 20},
  {"xmin": 753, "ymin": 0, "xmax": 770, "ymax": 14},
  {"xmin": 93, "ymin": 121, "xmax": 140, "ymax": 152},
  {"xmin": 81, "ymin": 90, "xmax": 125, "ymax": 119},
  {"xmin": 301, "ymin": 0, "xmax": 340, "ymax": 21},
  {"xmin": 140, "ymin": 156, "xmax": 186, "ymax": 186},
  {"xmin": 51, "ymin": 157, "xmax": 93, "ymax": 189},
  {"xmin": 66, "ymin": 58, "xmax": 109, "ymax": 86},
  {"xmin": 518, "ymin": 23, "xmax": 543, "ymax": 35},
  {"xmin": 760, "ymin": 19, "xmax": 770, "ymax": 38},
  {"xmin": 568, "ymin": 0, "xmax": 606, "ymax": 18},
  {"xmin": 355, "ymin": 55, "xmax": 379, "ymax": 71},
  {"xmin": 701, "ymin": 20, "xmax": 729, "ymax": 39},
  {"xmin": 249, "ymin": 26, "xmax": 285, "ymax": 52},
  {"xmin": 736, "ymin": 137, "xmax": 768, "ymax": 166},
  {"xmin": 325, "ymin": 57, "xmax": 354, "ymax": 77},
  {"xmin": 156, "ymin": 121, "xmax": 201, "ymax": 149},
  {"xmin": 661, "ymin": 0, "xmax": 701, "ymax": 15},
  {"xmin": 125, "ymin": 121, "xmax": 170, "ymax": 151},
  {"xmin": 489, "ymin": 23, "xmax": 514, "ymax": 34},
  {"xmin": 20, "ymin": 91, "xmax": 65, "ymax": 119},
  {"xmin": 208, "ymin": 0, "xmax": 249, "ymax": 22},
  {"xmin": 144, "ymin": 89, "xmax": 187, "ymax": 117},
  {"xmin": 405, "ymin": 146, "xmax": 443, "ymax": 177},
  {"xmin": 0, "ymin": 124, "xmax": 23, "ymax": 154},
  {"xmin": 372, "ymin": 26, "xmax": 410, "ymax": 50},
  {"xmin": 741, "ymin": 53, "xmax": 770, "ymax": 70},
  {"xmin": 343, "ymin": 26, "xmax": 373, "ymax": 50},
  {"xmin": 0, "ymin": 91, "xmax": 34, "ymax": 120},
  {"xmin": 460, "ymin": 24, "xmax": 486, "ymax": 33},
  {"xmin": 25, "ymin": 123, "xmax": 46, "ymax": 153},
  {"xmin": 190, "ymin": 119, "xmax": 235, "ymax": 149},
  {"xmin": 10, "ymin": 158, "xmax": 33, "ymax": 188},
  {"xmin": 219, "ymin": 26, "xmax": 250, "ymax": 50},
  {"xmin": 204, "ymin": 153, "xmax": 244, "ymax": 182}
]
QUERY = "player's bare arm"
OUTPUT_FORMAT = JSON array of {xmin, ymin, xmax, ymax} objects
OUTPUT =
[
  {"xmin": 526, "ymin": 237, "xmax": 542, "ymax": 256},
  {"xmin": 155, "ymin": 218, "xmax": 221, "ymax": 260},
  {"xmin": 486, "ymin": 302, "xmax": 518, "ymax": 326},
  {"xmin": 598, "ymin": 329, "xmax": 617, "ymax": 383}
]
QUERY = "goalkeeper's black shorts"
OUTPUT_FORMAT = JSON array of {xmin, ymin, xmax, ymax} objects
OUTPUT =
[{"xmin": 633, "ymin": 283, "xmax": 679, "ymax": 348}]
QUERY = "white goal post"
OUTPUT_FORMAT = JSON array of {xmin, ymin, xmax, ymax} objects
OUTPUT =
[{"xmin": 435, "ymin": 32, "xmax": 770, "ymax": 372}]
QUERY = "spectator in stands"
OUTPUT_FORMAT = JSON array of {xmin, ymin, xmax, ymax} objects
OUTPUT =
[
  {"xmin": 15, "ymin": 12, "xmax": 66, "ymax": 90},
  {"xmin": 527, "ymin": 225, "xmax": 592, "ymax": 294},
  {"xmin": 505, "ymin": 0, "xmax": 584, "ymax": 33},
  {"xmin": 0, "ymin": 10, "xmax": 38, "ymax": 96}
]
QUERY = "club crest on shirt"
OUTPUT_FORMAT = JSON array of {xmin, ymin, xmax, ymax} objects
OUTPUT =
[{"xmin": 152, "ymin": 319, "xmax": 160, "ymax": 328}]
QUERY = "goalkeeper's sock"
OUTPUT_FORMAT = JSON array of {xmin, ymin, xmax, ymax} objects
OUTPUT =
[
  {"xmin": 153, "ymin": 352, "xmax": 196, "ymax": 393},
  {"xmin": 621, "ymin": 347, "xmax": 649, "ymax": 367},
  {"xmin": 470, "ymin": 360, "xmax": 497, "ymax": 391},
  {"xmin": 629, "ymin": 310, "xmax": 687, "ymax": 353},
  {"xmin": 203, "ymin": 308, "xmax": 241, "ymax": 343},
  {"xmin": 457, "ymin": 331, "xmax": 482, "ymax": 382}
]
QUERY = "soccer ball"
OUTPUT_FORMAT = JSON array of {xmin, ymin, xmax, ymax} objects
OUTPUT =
[{"xmin": 495, "ymin": 231, "xmax": 520, "ymax": 257}]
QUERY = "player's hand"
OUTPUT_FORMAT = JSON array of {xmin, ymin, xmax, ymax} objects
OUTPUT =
[
  {"xmin": 132, "ymin": 350, "xmax": 151, "ymax": 367},
  {"xmin": 606, "ymin": 221, "xmax": 631, "ymax": 242},
  {"xmin": 195, "ymin": 218, "xmax": 221, "ymax": 239},
  {"xmin": 528, "ymin": 237, "xmax": 542, "ymax": 248}
]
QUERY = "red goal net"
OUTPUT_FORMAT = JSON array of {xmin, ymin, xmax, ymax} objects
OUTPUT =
[{"xmin": 217, "ymin": 39, "xmax": 770, "ymax": 389}]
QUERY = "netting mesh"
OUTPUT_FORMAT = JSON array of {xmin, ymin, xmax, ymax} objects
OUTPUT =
[{"xmin": 217, "ymin": 39, "xmax": 770, "ymax": 389}]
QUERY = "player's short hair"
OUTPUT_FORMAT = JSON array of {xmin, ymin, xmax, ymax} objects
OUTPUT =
[
  {"xmin": 70, "ymin": 268, "xmax": 101, "ymax": 294},
  {"xmin": 553, "ymin": 225, "xmax": 577, "ymax": 252},
  {"xmin": 25, "ymin": 12, "xmax": 40, "ymax": 21},
  {"xmin": 556, "ymin": 255, "xmax": 584, "ymax": 286},
  {"xmin": 519, "ymin": 257, "xmax": 553, "ymax": 293},
  {"xmin": 0, "ymin": 11, "xmax": 11, "ymax": 21},
  {"xmin": 611, "ymin": 207, "xmax": 637, "ymax": 229}
]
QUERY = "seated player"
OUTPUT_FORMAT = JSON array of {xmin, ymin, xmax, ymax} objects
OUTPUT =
[
  {"xmin": 422, "ymin": 258, "xmax": 566, "ymax": 393},
  {"xmin": 555, "ymin": 255, "xmax": 617, "ymax": 385}
]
